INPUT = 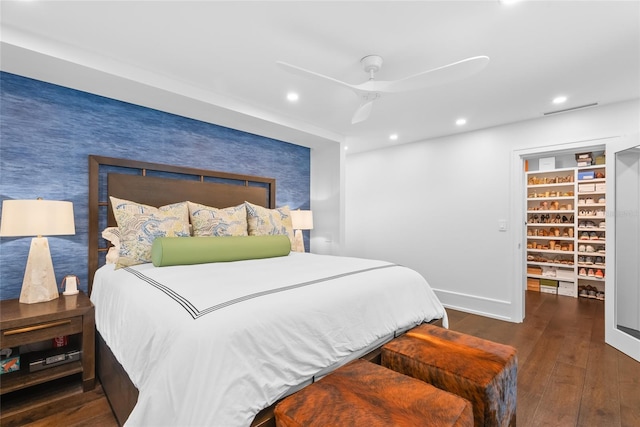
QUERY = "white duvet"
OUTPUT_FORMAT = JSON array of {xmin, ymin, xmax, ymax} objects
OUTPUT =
[{"xmin": 91, "ymin": 252, "xmax": 447, "ymax": 426}]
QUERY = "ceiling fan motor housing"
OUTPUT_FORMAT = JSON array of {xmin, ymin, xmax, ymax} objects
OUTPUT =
[{"xmin": 361, "ymin": 55, "xmax": 383, "ymax": 74}]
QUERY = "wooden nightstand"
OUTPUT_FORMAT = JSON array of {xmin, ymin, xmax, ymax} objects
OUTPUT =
[{"xmin": 0, "ymin": 292, "xmax": 95, "ymax": 398}]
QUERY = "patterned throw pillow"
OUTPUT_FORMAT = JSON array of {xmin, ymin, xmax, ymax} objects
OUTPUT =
[
  {"xmin": 110, "ymin": 196, "xmax": 190, "ymax": 268},
  {"xmin": 188, "ymin": 202, "xmax": 248, "ymax": 237},
  {"xmin": 245, "ymin": 201, "xmax": 294, "ymax": 248}
]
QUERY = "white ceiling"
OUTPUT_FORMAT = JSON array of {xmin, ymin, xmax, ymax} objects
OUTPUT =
[{"xmin": 1, "ymin": 1, "xmax": 639, "ymax": 154}]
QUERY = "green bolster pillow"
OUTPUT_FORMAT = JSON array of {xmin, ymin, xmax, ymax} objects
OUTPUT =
[{"xmin": 151, "ymin": 235, "xmax": 291, "ymax": 267}]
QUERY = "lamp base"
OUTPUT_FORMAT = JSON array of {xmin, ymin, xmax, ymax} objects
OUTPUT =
[
  {"xmin": 19, "ymin": 237, "xmax": 60, "ymax": 304},
  {"xmin": 292, "ymin": 229, "xmax": 305, "ymax": 253}
]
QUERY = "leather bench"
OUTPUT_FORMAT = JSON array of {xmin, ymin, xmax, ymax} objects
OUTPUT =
[
  {"xmin": 274, "ymin": 358, "xmax": 474, "ymax": 426},
  {"xmin": 382, "ymin": 324, "xmax": 517, "ymax": 426}
]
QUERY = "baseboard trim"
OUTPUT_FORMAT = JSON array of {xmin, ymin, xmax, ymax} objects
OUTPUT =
[{"xmin": 432, "ymin": 289, "xmax": 515, "ymax": 322}]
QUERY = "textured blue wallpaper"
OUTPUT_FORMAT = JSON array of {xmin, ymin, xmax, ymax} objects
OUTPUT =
[{"xmin": 0, "ymin": 72, "xmax": 310, "ymax": 300}]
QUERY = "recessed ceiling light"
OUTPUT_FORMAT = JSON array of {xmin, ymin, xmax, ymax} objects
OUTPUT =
[
  {"xmin": 552, "ymin": 96, "xmax": 567, "ymax": 104},
  {"xmin": 286, "ymin": 92, "xmax": 299, "ymax": 102},
  {"xmin": 456, "ymin": 118, "xmax": 467, "ymax": 126},
  {"xmin": 389, "ymin": 133, "xmax": 398, "ymax": 141}
]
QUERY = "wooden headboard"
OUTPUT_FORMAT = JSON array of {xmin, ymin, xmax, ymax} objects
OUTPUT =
[{"xmin": 88, "ymin": 155, "xmax": 276, "ymax": 294}]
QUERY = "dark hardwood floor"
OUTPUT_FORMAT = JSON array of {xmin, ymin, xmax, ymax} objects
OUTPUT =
[
  {"xmin": 448, "ymin": 291, "xmax": 640, "ymax": 427},
  {"xmin": 2, "ymin": 291, "xmax": 638, "ymax": 426}
]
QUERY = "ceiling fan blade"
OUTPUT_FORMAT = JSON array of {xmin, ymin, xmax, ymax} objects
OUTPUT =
[
  {"xmin": 358, "ymin": 55, "xmax": 490, "ymax": 94},
  {"xmin": 276, "ymin": 61, "xmax": 356, "ymax": 92},
  {"xmin": 351, "ymin": 100, "xmax": 375, "ymax": 124}
]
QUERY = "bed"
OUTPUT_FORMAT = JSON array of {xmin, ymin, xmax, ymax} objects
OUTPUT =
[{"xmin": 87, "ymin": 155, "xmax": 447, "ymax": 426}]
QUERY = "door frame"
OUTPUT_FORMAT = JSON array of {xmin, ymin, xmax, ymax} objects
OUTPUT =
[{"xmin": 510, "ymin": 136, "xmax": 617, "ymax": 322}]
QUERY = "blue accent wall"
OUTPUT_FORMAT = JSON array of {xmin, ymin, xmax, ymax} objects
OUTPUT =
[{"xmin": 0, "ymin": 72, "xmax": 310, "ymax": 300}]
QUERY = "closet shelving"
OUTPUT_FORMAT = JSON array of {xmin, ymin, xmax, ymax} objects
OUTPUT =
[
  {"xmin": 525, "ymin": 164, "xmax": 606, "ymax": 299},
  {"xmin": 526, "ymin": 168, "xmax": 576, "ymax": 296},
  {"xmin": 576, "ymin": 165, "xmax": 606, "ymax": 300}
]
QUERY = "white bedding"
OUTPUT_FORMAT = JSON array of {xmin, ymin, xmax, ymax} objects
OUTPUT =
[{"xmin": 91, "ymin": 252, "xmax": 447, "ymax": 426}]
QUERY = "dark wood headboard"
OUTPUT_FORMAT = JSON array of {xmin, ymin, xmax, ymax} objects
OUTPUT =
[{"xmin": 88, "ymin": 155, "xmax": 276, "ymax": 294}]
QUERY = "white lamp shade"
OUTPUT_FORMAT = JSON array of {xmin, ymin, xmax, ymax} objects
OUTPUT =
[
  {"xmin": 290, "ymin": 210, "xmax": 313, "ymax": 230},
  {"xmin": 0, "ymin": 199, "xmax": 75, "ymax": 237}
]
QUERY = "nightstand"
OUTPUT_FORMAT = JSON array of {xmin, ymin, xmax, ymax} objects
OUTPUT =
[{"xmin": 0, "ymin": 292, "xmax": 95, "ymax": 397}]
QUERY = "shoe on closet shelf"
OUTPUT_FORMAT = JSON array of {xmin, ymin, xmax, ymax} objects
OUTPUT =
[
  {"xmin": 588, "ymin": 268, "xmax": 595, "ymax": 277},
  {"xmin": 596, "ymin": 291, "xmax": 605, "ymax": 300},
  {"xmin": 585, "ymin": 256, "xmax": 594, "ymax": 265},
  {"xmin": 589, "ymin": 232, "xmax": 599, "ymax": 240},
  {"xmin": 579, "ymin": 267, "xmax": 587, "ymax": 276},
  {"xmin": 586, "ymin": 245, "xmax": 596, "ymax": 253},
  {"xmin": 599, "ymin": 222, "xmax": 606, "ymax": 229},
  {"xmin": 578, "ymin": 256, "xmax": 586, "ymax": 264},
  {"xmin": 580, "ymin": 232, "xmax": 590, "ymax": 240},
  {"xmin": 579, "ymin": 286, "xmax": 588, "ymax": 298},
  {"xmin": 579, "ymin": 244, "xmax": 586, "ymax": 253},
  {"xmin": 595, "ymin": 269, "xmax": 604, "ymax": 279},
  {"xmin": 595, "ymin": 256, "xmax": 604, "ymax": 265}
]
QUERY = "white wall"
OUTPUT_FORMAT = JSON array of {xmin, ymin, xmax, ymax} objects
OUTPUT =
[
  {"xmin": 310, "ymin": 141, "xmax": 345, "ymax": 255},
  {"xmin": 344, "ymin": 99, "xmax": 640, "ymax": 322}
]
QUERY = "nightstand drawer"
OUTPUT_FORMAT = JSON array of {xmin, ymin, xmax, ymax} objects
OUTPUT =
[{"xmin": 1, "ymin": 316, "xmax": 83, "ymax": 348}]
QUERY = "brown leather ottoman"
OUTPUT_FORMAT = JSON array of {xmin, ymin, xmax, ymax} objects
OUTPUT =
[
  {"xmin": 274, "ymin": 359, "xmax": 473, "ymax": 427},
  {"xmin": 381, "ymin": 324, "xmax": 517, "ymax": 427}
]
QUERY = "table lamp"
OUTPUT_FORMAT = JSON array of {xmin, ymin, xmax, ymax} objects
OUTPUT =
[
  {"xmin": 290, "ymin": 209, "xmax": 313, "ymax": 253},
  {"xmin": 0, "ymin": 199, "xmax": 75, "ymax": 304}
]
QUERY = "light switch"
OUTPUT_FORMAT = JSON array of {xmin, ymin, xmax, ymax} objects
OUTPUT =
[{"xmin": 499, "ymin": 219, "xmax": 508, "ymax": 231}]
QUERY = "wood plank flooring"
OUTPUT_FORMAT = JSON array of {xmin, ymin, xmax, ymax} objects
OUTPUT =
[
  {"xmin": 447, "ymin": 291, "xmax": 640, "ymax": 427},
  {"xmin": 2, "ymin": 291, "xmax": 638, "ymax": 426}
]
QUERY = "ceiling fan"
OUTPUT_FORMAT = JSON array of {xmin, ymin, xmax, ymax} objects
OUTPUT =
[{"xmin": 277, "ymin": 54, "xmax": 490, "ymax": 124}]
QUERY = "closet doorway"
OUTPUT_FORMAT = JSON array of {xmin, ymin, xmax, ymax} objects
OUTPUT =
[{"xmin": 512, "ymin": 135, "xmax": 639, "ymax": 363}]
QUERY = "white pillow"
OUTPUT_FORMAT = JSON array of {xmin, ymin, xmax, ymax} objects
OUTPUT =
[{"xmin": 102, "ymin": 227, "xmax": 121, "ymax": 264}]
